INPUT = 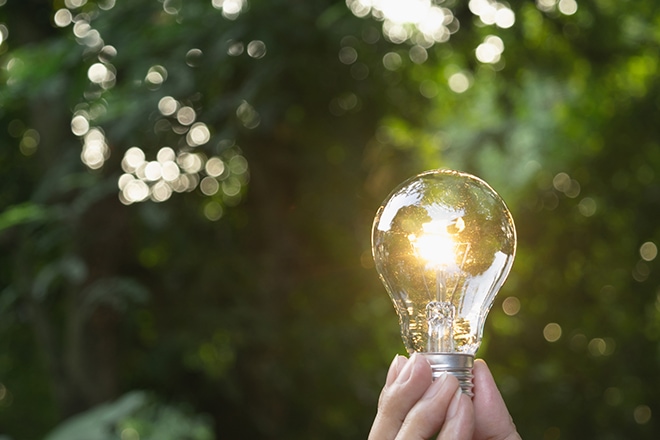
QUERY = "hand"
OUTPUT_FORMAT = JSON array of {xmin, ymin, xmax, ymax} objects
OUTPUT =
[{"xmin": 368, "ymin": 353, "xmax": 521, "ymax": 440}]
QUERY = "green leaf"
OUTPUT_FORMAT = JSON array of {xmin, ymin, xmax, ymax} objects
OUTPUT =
[{"xmin": 0, "ymin": 203, "xmax": 49, "ymax": 233}]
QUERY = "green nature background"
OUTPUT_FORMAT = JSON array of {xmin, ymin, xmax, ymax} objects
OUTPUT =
[{"xmin": 1, "ymin": 0, "xmax": 660, "ymax": 438}]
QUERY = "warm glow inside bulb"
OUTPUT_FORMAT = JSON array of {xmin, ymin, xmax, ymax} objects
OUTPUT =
[{"xmin": 372, "ymin": 169, "xmax": 516, "ymax": 356}]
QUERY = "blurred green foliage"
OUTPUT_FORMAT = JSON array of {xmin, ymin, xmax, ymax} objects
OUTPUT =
[{"xmin": 1, "ymin": 0, "xmax": 659, "ymax": 439}]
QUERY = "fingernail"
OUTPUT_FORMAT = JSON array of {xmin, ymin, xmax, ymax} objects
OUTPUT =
[
  {"xmin": 386, "ymin": 355, "xmax": 407, "ymax": 386},
  {"xmin": 446, "ymin": 387, "xmax": 464, "ymax": 418},
  {"xmin": 395, "ymin": 353, "xmax": 419, "ymax": 384},
  {"xmin": 422, "ymin": 372, "xmax": 449, "ymax": 400}
]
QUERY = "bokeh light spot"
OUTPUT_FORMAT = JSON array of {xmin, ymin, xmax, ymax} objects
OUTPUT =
[
  {"xmin": 227, "ymin": 40, "xmax": 244, "ymax": 56},
  {"xmin": 382, "ymin": 52, "xmax": 402, "ymax": 70},
  {"xmin": 448, "ymin": 72, "xmax": 470, "ymax": 93},
  {"xmin": 54, "ymin": 9, "xmax": 73, "ymax": 27},
  {"xmin": 543, "ymin": 322, "xmax": 562, "ymax": 342},
  {"xmin": 502, "ymin": 296, "xmax": 521, "ymax": 316},
  {"xmin": 409, "ymin": 45, "xmax": 428, "ymax": 64},
  {"xmin": 419, "ymin": 80, "xmax": 438, "ymax": 98},
  {"xmin": 204, "ymin": 201, "xmax": 224, "ymax": 221},
  {"xmin": 177, "ymin": 106, "xmax": 197, "ymax": 126},
  {"xmin": 200, "ymin": 176, "xmax": 220, "ymax": 195},
  {"xmin": 145, "ymin": 65, "xmax": 168, "ymax": 87},
  {"xmin": 578, "ymin": 197, "xmax": 597, "ymax": 217},
  {"xmin": 633, "ymin": 260, "xmax": 650, "ymax": 282},
  {"xmin": 205, "ymin": 157, "xmax": 226, "ymax": 177},
  {"xmin": 120, "ymin": 427, "xmax": 140, "ymax": 440},
  {"xmin": 71, "ymin": 114, "xmax": 90, "ymax": 136},
  {"xmin": 570, "ymin": 333, "xmax": 587, "ymax": 351},
  {"xmin": 212, "ymin": 0, "xmax": 247, "ymax": 20},
  {"xmin": 158, "ymin": 96, "xmax": 179, "ymax": 116},
  {"xmin": 228, "ymin": 155, "xmax": 248, "ymax": 174},
  {"xmin": 157, "ymin": 147, "xmax": 176, "ymax": 163},
  {"xmin": 640, "ymin": 241, "xmax": 658, "ymax": 262},
  {"xmin": 236, "ymin": 101, "xmax": 260, "ymax": 128},
  {"xmin": 65, "ymin": 0, "xmax": 87, "ymax": 9},
  {"xmin": 19, "ymin": 129, "xmax": 40, "ymax": 156},
  {"xmin": 123, "ymin": 147, "xmax": 146, "ymax": 172},
  {"xmin": 187, "ymin": 122, "xmax": 211, "ymax": 147},
  {"xmin": 98, "ymin": 45, "xmax": 117, "ymax": 63},
  {"xmin": 494, "ymin": 7, "xmax": 515, "ymax": 28},
  {"xmin": 144, "ymin": 161, "xmax": 162, "ymax": 181},
  {"xmin": 222, "ymin": 177, "xmax": 242, "ymax": 196},
  {"xmin": 558, "ymin": 0, "xmax": 578, "ymax": 15},
  {"xmin": 186, "ymin": 48, "xmax": 203, "ymax": 67},
  {"xmin": 81, "ymin": 128, "xmax": 109, "ymax": 169},
  {"xmin": 151, "ymin": 180, "xmax": 173, "ymax": 202},
  {"xmin": 122, "ymin": 179, "xmax": 149, "ymax": 204},
  {"xmin": 634, "ymin": 405, "xmax": 652, "ymax": 424},
  {"xmin": 536, "ymin": 0, "xmax": 557, "ymax": 12},
  {"xmin": 475, "ymin": 35, "xmax": 504, "ymax": 64},
  {"xmin": 161, "ymin": 161, "xmax": 180, "ymax": 182},
  {"xmin": 247, "ymin": 40, "xmax": 267, "ymax": 59},
  {"xmin": 88, "ymin": 63, "xmax": 109, "ymax": 83},
  {"xmin": 348, "ymin": 0, "xmax": 456, "ymax": 45},
  {"xmin": 339, "ymin": 46, "xmax": 358, "ymax": 65},
  {"xmin": 587, "ymin": 337, "xmax": 615, "ymax": 356},
  {"xmin": 178, "ymin": 152, "xmax": 204, "ymax": 174}
]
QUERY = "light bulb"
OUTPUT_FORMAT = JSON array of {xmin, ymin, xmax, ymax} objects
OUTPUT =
[{"xmin": 371, "ymin": 169, "xmax": 516, "ymax": 395}]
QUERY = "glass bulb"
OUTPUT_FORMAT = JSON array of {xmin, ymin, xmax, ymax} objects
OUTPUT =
[{"xmin": 371, "ymin": 169, "xmax": 516, "ymax": 395}]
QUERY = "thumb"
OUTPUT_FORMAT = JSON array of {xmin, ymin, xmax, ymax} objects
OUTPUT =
[{"xmin": 472, "ymin": 359, "xmax": 521, "ymax": 440}]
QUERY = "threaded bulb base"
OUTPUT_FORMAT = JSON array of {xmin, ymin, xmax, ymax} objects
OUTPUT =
[{"xmin": 422, "ymin": 353, "xmax": 474, "ymax": 397}]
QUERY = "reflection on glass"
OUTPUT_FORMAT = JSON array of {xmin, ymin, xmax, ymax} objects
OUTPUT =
[{"xmin": 372, "ymin": 169, "xmax": 516, "ymax": 355}]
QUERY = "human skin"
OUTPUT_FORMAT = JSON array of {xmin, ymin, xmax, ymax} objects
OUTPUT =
[{"xmin": 368, "ymin": 353, "xmax": 521, "ymax": 440}]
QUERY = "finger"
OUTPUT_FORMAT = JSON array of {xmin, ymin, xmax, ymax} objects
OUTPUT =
[
  {"xmin": 472, "ymin": 359, "xmax": 521, "ymax": 440},
  {"xmin": 394, "ymin": 372, "xmax": 462, "ymax": 440},
  {"xmin": 368, "ymin": 353, "xmax": 432, "ymax": 440},
  {"xmin": 386, "ymin": 355, "xmax": 409, "ymax": 387},
  {"xmin": 376, "ymin": 355, "xmax": 408, "ymax": 409},
  {"xmin": 437, "ymin": 387, "xmax": 475, "ymax": 440}
]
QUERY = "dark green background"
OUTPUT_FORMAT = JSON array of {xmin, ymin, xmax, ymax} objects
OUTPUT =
[{"xmin": 1, "ymin": 0, "xmax": 659, "ymax": 438}]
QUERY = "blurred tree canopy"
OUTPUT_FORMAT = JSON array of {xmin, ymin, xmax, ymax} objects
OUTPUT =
[{"xmin": 1, "ymin": 0, "xmax": 659, "ymax": 439}]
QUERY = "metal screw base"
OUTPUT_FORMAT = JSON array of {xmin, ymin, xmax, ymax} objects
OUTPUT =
[{"xmin": 422, "ymin": 353, "xmax": 474, "ymax": 397}]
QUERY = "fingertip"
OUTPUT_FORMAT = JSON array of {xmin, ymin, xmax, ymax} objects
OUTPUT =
[
  {"xmin": 438, "ymin": 386, "xmax": 475, "ymax": 440},
  {"xmin": 472, "ymin": 359, "xmax": 519, "ymax": 440},
  {"xmin": 385, "ymin": 354, "xmax": 408, "ymax": 386},
  {"xmin": 473, "ymin": 358, "xmax": 496, "ymax": 390}
]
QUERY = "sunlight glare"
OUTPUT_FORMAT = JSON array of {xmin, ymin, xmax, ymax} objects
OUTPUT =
[
  {"xmin": 347, "ymin": 0, "xmax": 457, "ymax": 47},
  {"xmin": 409, "ymin": 232, "xmax": 456, "ymax": 267},
  {"xmin": 408, "ymin": 220, "xmax": 465, "ymax": 268}
]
